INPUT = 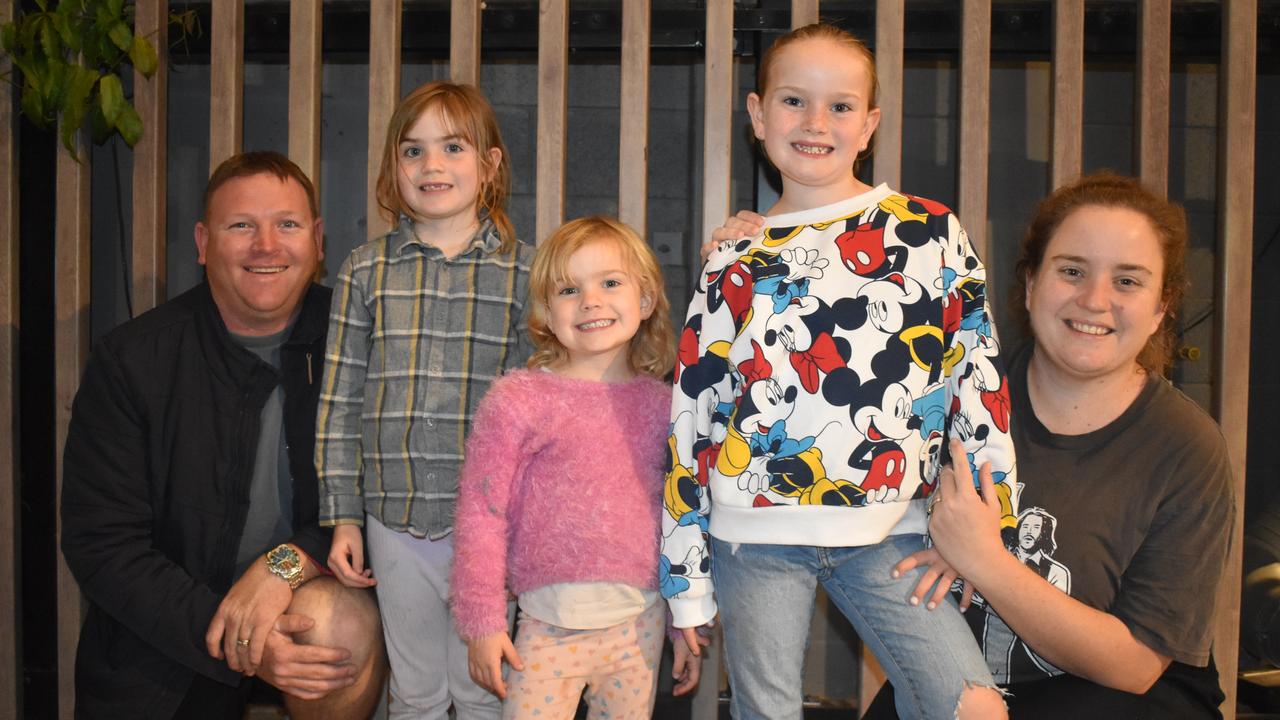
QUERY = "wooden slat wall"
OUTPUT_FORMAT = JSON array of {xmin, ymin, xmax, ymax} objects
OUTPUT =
[
  {"xmin": 792, "ymin": 0, "xmax": 818, "ymax": 28},
  {"xmin": 873, "ymin": 0, "xmax": 905, "ymax": 193},
  {"xmin": 132, "ymin": 0, "xmax": 167, "ymax": 313},
  {"xmin": 698, "ymin": 2, "xmax": 734, "ymax": 255},
  {"xmin": 688, "ymin": 4, "xmax": 734, "ymax": 716},
  {"xmin": 1136, "ymin": 0, "xmax": 1171, "ymax": 195},
  {"xmin": 54, "ymin": 140, "xmax": 91, "ymax": 720},
  {"xmin": 1052, "ymin": 0, "xmax": 1084, "ymax": 187},
  {"xmin": 958, "ymin": 0, "xmax": 991, "ymax": 259},
  {"xmin": 366, "ymin": 1, "xmax": 401, "ymax": 240},
  {"xmin": 1213, "ymin": 2, "xmax": 1257, "ymax": 717},
  {"xmin": 618, "ymin": 0, "xmax": 650, "ymax": 237},
  {"xmin": 451, "ymin": 0, "xmax": 482, "ymax": 86},
  {"xmin": 0, "ymin": 0, "xmax": 19, "ymax": 714},
  {"xmin": 535, "ymin": 0, "xmax": 568, "ymax": 243},
  {"xmin": 289, "ymin": 0, "xmax": 323, "ymax": 200},
  {"xmin": 210, "ymin": 0, "xmax": 245, "ymax": 172}
]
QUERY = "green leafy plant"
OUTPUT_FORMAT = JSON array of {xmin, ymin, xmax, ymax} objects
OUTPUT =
[{"xmin": 0, "ymin": 0, "xmax": 177, "ymax": 158}]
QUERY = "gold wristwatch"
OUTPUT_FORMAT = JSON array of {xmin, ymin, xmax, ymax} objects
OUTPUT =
[{"xmin": 265, "ymin": 544, "xmax": 305, "ymax": 589}]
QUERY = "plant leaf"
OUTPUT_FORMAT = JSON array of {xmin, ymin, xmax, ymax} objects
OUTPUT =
[
  {"xmin": 38, "ymin": 15, "xmax": 59, "ymax": 60},
  {"xmin": 129, "ymin": 35, "xmax": 157, "ymax": 77},
  {"xmin": 116, "ymin": 101, "xmax": 142, "ymax": 146},
  {"xmin": 60, "ymin": 107, "xmax": 82, "ymax": 160},
  {"xmin": 98, "ymin": 72, "xmax": 123, "ymax": 125},
  {"xmin": 108, "ymin": 0, "xmax": 126, "ymax": 18},
  {"xmin": 51, "ymin": 12, "xmax": 76, "ymax": 51},
  {"xmin": 107, "ymin": 21, "xmax": 131, "ymax": 52},
  {"xmin": 44, "ymin": 57, "xmax": 69, "ymax": 114},
  {"xmin": 88, "ymin": 104, "xmax": 111, "ymax": 145},
  {"xmin": 21, "ymin": 85, "xmax": 47, "ymax": 129},
  {"xmin": 1, "ymin": 22, "xmax": 17, "ymax": 54}
]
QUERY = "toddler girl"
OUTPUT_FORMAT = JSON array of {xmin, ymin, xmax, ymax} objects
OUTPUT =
[
  {"xmin": 316, "ymin": 81, "xmax": 533, "ymax": 718},
  {"xmin": 451, "ymin": 216, "xmax": 702, "ymax": 719},
  {"xmin": 662, "ymin": 23, "xmax": 1016, "ymax": 720}
]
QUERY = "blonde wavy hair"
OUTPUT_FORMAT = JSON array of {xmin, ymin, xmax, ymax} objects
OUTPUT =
[
  {"xmin": 527, "ymin": 216, "xmax": 675, "ymax": 379},
  {"xmin": 374, "ymin": 81, "xmax": 515, "ymax": 253}
]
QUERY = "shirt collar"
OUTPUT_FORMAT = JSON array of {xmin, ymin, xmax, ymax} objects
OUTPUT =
[{"xmin": 391, "ymin": 215, "xmax": 502, "ymax": 258}]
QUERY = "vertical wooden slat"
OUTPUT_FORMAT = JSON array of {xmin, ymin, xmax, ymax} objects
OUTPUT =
[
  {"xmin": 958, "ymin": 0, "xmax": 991, "ymax": 259},
  {"xmin": 873, "ymin": 0, "xmax": 905, "ymax": 190},
  {"xmin": 450, "ymin": 0, "xmax": 482, "ymax": 86},
  {"xmin": 1213, "ymin": 3, "xmax": 1256, "ymax": 717},
  {"xmin": 618, "ymin": 0, "xmax": 650, "ymax": 236},
  {"xmin": 535, "ymin": 0, "xmax": 568, "ymax": 243},
  {"xmin": 1136, "ymin": 0, "xmax": 1171, "ymax": 196},
  {"xmin": 791, "ymin": 0, "xmax": 819, "ymax": 28},
  {"xmin": 0, "ymin": 0, "xmax": 20, "ymax": 715},
  {"xmin": 209, "ymin": 0, "xmax": 244, "ymax": 172},
  {"xmin": 289, "ymin": 0, "xmax": 322, "ymax": 200},
  {"xmin": 690, "ymin": 5, "xmax": 734, "ymax": 719},
  {"xmin": 132, "ymin": 0, "xmax": 167, "ymax": 312},
  {"xmin": 1051, "ymin": 0, "xmax": 1084, "ymax": 188},
  {"xmin": 55, "ymin": 137, "xmax": 91, "ymax": 720},
  {"xmin": 698, "ymin": 1, "xmax": 734, "ymax": 252},
  {"xmin": 366, "ymin": 0, "xmax": 402, "ymax": 239}
]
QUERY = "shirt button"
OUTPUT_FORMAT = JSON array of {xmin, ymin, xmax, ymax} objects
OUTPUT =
[
  {"xmin": 430, "ymin": 364, "xmax": 442, "ymax": 374},
  {"xmin": 425, "ymin": 418, "xmax": 435, "ymax": 428},
  {"xmin": 427, "ymin": 472, "xmax": 436, "ymax": 481}
]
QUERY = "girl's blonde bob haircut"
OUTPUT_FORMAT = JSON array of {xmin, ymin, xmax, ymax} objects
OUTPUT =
[
  {"xmin": 527, "ymin": 216, "xmax": 676, "ymax": 379},
  {"xmin": 374, "ymin": 81, "xmax": 516, "ymax": 253}
]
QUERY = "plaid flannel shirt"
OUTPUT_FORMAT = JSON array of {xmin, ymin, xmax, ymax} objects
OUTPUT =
[{"xmin": 317, "ymin": 216, "xmax": 533, "ymax": 538}]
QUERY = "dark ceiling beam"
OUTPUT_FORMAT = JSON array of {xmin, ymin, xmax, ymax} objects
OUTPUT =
[{"xmin": 167, "ymin": 2, "xmax": 1277, "ymax": 66}]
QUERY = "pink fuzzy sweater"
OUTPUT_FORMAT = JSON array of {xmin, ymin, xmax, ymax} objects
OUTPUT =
[{"xmin": 449, "ymin": 368, "xmax": 670, "ymax": 641}]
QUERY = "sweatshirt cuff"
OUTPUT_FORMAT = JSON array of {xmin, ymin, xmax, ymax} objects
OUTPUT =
[{"xmin": 668, "ymin": 594, "xmax": 717, "ymax": 629}]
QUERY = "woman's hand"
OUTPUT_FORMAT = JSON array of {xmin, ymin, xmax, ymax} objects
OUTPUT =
[
  {"xmin": 328, "ymin": 524, "xmax": 376, "ymax": 588},
  {"xmin": 467, "ymin": 631, "xmax": 523, "ymax": 700},
  {"xmin": 922, "ymin": 440, "xmax": 1008, "ymax": 584},
  {"xmin": 892, "ymin": 547, "xmax": 975, "ymax": 612}
]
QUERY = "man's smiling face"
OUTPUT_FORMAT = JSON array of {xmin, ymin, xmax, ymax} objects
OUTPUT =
[{"xmin": 195, "ymin": 173, "xmax": 324, "ymax": 336}]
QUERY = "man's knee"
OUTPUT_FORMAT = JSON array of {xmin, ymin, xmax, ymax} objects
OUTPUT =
[{"xmin": 288, "ymin": 577, "xmax": 384, "ymax": 666}]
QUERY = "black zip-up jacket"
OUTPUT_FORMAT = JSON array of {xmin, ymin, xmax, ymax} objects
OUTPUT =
[{"xmin": 61, "ymin": 281, "xmax": 333, "ymax": 719}]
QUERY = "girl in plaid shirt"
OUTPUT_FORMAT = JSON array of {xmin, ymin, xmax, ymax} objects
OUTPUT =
[{"xmin": 317, "ymin": 81, "xmax": 533, "ymax": 719}]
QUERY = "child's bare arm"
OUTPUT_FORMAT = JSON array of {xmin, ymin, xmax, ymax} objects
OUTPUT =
[{"xmin": 466, "ymin": 631, "xmax": 523, "ymax": 699}]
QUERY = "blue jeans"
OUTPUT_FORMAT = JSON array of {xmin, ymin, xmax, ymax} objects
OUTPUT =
[{"xmin": 712, "ymin": 533, "xmax": 994, "ymax": 720}]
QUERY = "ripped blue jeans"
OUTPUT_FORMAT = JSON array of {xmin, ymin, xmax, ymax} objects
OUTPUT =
[{"xmin": 711, "ymin": 533, "xmax": 995, "ymax": 720}]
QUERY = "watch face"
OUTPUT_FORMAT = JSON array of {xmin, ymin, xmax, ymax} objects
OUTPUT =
[{"xmin": 269, "ymin": 546, "xmax": 300, "ymax": 573}]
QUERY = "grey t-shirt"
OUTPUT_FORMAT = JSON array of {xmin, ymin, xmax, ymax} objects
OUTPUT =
[
  {"xmin": 963, "ymin": 342, "xmax": 1233, "ymax": 684},
  {"xmin": 231, "ymin": 327, "xmax": 295, "ymax": 578}
]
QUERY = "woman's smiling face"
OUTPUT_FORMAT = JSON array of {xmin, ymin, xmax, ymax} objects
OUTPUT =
[{"xmin": 1026, "ymin": 204, "xmax": 1167, "ymax": 384}]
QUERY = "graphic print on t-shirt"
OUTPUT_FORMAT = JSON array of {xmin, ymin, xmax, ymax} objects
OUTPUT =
[{"xmin": 965, "ymin": 506, "xmax": 1072, "ymax": 683}]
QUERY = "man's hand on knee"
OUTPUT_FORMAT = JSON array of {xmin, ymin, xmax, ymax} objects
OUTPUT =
[
  {"xmin": 257, "ymin": 614, "xmax": 358, "ymax": 700},
  {"xmin": 205, "ymin": 560, "xmax": 294, "ymax": 674}
]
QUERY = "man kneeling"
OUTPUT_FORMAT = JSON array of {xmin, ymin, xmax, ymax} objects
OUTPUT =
[{"xmin": 61, "ymin": 152, "xmax": 386, "ymax": 719}]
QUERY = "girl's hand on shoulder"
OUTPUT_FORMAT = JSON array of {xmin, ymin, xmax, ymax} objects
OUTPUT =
[
  {"xmin": 672, "ymin": 627, "xmax": 708, "ymax": 696},
  {"xmin": 467, "ymin": 631, "xmax": 523, "ymax": 700},
  {"xmin": 702, "ymin": 210, "xmax": 767, "ymax": 262},
  {"xmin": 327, "ymin": 525, "xmax": 376, "ymax": 588}
]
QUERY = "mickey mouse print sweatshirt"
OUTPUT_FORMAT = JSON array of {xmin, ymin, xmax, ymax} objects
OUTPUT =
[{"xmin": 661, "ymin": 184, "xmax": 1018, "ymax": 628}]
